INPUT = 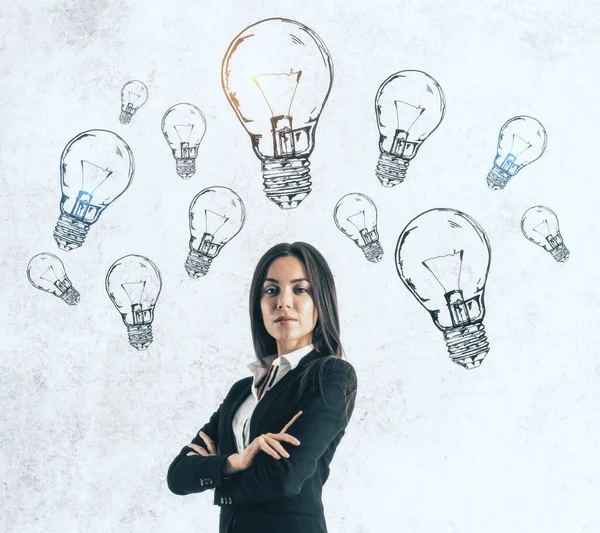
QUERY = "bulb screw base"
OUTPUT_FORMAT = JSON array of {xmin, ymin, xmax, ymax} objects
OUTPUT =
[
  {"xmin": 486, "ymin": 167, "xmax": 511, "ymax": 190},
  {"xmin": 550, "ymin": 243, "xmax": 570, "ymax": 262},
  {"xmin": 60, "ymin": 286, "xmax": 80, "ymax": 305},
  {"xmin": 53, "ymin": 213, "xmax": 90, "ymax": 251},
  {"xmin": 127, "ymin": 324, "xmax": 153, "ymax": 350},
  {"xmin": 362, "ymin": 241, "xmax": 384, "ymax": 263},
  {"xmin": 175, "ymin": 158, "xmax": 196, "ymax": 180},
  {"xmin": 119, "ymin": 110, "xmax": 133, "ymax": 125},
  {"xmin": 443, "ymin": 322, "xmax": 489, "ymax": 369},
  {"xmin": 376, "ymin": 153, "xmax": 409, "ymax": 187},
  {"xmin": 185, "ymin": 249, "xmax": 212, "ymax": 278},
  {"xmin": 262, "ymin": 157, "xmax": 311, "ymax": 209}
]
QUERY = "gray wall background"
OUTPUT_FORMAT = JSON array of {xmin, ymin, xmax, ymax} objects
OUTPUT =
[{"xmin": 2, "ymin": 0, "xmax": 599, "ymax": 531}]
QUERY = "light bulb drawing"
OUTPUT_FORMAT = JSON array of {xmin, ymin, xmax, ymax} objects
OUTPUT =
[
  {"xmin": 374, "ymin": 70, "xmax": 446, "ymax": 187},
  {"xmin": 395, "ymin": 208, "xmax": 492, "ymax": 369},
  {"xmin": 521, "ymin": 205, "xmax": 569, "ymax": 262},
  {"xmin": 333, "ymin": 193, "xmax": 383, "ymax": 263},
  {"xmin": 105, "ymin": 255, "xmax": 162, "ymax": 350},
  {"xmin": 186, "ymin": 186, "xmax": 246, "ymax": 278},
  {"xmin": 161, "ymin": 103, "xmax": 207, "ymax": 180},
  {"xmin": 119, "ymin": 80, "xmax": 148, "ymax": 125},
  {"xmin": 222, "ymin": 17, "xmax": 334, "ymax": 209},
  {"xmin": 53, "ymin": 129, "xmax": 135, "ymax": 251},
  {"xmin": 487, "ymin": 115, "xmax": 547, "ymax": 190},
  {"xmin": 26, "ymin": 252, "xmax": 80, "ymax": 305}
]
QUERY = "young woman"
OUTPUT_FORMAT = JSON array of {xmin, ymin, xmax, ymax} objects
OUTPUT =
[{"xmin": 167, "ymin": 242, "xmax": 358, "ymax": 533}]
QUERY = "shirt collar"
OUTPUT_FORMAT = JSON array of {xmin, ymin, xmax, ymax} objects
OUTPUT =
[{"xmin": 247, "ymin": 343, "xmax": 315, "ymax": 380}]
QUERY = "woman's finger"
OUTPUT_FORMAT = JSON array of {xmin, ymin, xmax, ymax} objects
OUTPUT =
[
  {"xmin": 257, "ymin": 436, "xmax": 281, "ymax": 460},
  {"xmin": 263, "ymin": 436, "xmax": 290, "ymax": 458},
  {"xmin": 187, "ymin": 443, "xmax": 209, "ymax": 456},
  {"xmin": 281, "ymin": 410, "xmax": 303, "ymax": 433},
  {"xmin": 186, "ymin": 451, "xmax": 200, "ymax": 456},
  {"xmin": 198, "ymin": 431, "xmax": 217, "ymax": 455},
  {"xmin": 271, "ymin": 433, "xmax": 301, "ymax": 446}
]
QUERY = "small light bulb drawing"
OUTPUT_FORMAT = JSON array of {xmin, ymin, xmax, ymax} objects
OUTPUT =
[
  {"xmin": 333, "ymin": 193, "xmax": 383, "ymax": 263},
  {"xmin": 186, "ymin": 186, "xmax": 246, "ymax": 278},
  {"xmin": 161, "ymin": 103, "xmax": 207, "ymax": 180},
  {"xmin": 521, "ymin": 205, "xmax": 569, "ymax": 262},
  {"xmin": 27, "ymin": 252, "xmax": 80, "ymax": 305},
  {"xmin": 487, "ymin": 115, "xmax": 547, "ymax": 190},
  {"xmin": 374, "ymin": 70, "xmax": 446, "ymax": 187},
  {"xmin": 105, "ymin": 255, "xmax": 162, "ymax": 350},
  {"xmin": 53, "ymin": 129, "xmax": 135, "ymax": 251},
  {"xmin": 119, "ymin": 80, "xmax": 149, "ymax": 125},
  {"xmin": 222, "ymin": 17, "xmax": 334, "ymax": 209},
  {"xmin": 395, "ymin": 208, "xmax": 492, "ymax": 369}
]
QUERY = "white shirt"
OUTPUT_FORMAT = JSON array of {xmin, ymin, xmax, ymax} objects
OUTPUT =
[{"xmin": 232, "ymin": 344, "xmax": 314, "ymax": 453}]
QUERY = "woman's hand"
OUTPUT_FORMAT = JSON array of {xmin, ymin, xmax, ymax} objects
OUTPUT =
[
  {"xmin": 186, "ymin": 431, "xmax": 218, "ymax": 491},
  {"xmin": 227, "ymin": 410, "xmax": 303, "ymax": 474}
]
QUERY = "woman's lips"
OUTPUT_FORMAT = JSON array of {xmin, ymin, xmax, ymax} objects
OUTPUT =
[{"xmin": 275, "ymin": 318, "xmax": 297, "ymax": 324}]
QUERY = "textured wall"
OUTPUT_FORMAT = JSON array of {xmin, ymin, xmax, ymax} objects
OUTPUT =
[{"xmin": 2, "ymin": 0, "xmax": 599, "ymax": 531}]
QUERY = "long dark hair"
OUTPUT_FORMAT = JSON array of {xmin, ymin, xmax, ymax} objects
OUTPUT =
[{"xmin": 249, "ymin": 242, "xmax": 357, "ymax": 419}]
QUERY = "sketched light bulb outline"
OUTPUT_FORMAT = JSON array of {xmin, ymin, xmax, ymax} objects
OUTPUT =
[
  {"xmin": 186, "ymin": 186, "xmax": 246, "ymax": 278},
  {"xmin": 395, "ymin": 208, "xmax": 492, "ymax": 369},
  {"xmin": 487, "ymin": 115, "xmax": 547, "ymax": 190},
  {"xmin": 161, "ymin": 103, "xmax": 207, "ymax": 180},
  {"xmin": 53, "ymin": 129, "xmax": 135, "ymax": 251},
  {"xmin": 27, "ymin": 252, "xmax": 80, "ymax": 305},
  {"xmin": 333, "ymin": 193, "xmax": 383, "ymax": 263},
  {"xmin": 106, "ymin": 255, "xmax": 162, "ymax": 350},
  {"xmin": 222, "ymin": 17, "xmax": 334, "ymax": 209},
  {"xmin": 374, "ymin": 70, "xmax": 446, "ymax": 187},
  {"xmin": 119, "ymin": 80, "xmax": 149, "ymax": 125},
  {"xmin": 521, "ymin": 205, "xmax": 570, "ymax": 262}
]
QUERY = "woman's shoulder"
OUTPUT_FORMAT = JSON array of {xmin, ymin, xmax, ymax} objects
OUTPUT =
[
  {"xmin": 308, "ymin": 355, "xmax": 357, "ymax": 385},
  {"xmin": 224, "ymin": 375, "xmax": 253, "ymax": 400}
]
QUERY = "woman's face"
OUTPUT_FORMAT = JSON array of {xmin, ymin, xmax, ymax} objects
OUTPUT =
[{"xmin": 260, "ymin": 255, "xmax": 318, "ymax": 355}]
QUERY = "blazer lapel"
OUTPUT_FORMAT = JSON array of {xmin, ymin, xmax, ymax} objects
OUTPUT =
[
  {"xmin": 222, "ymin": 377, "xmax": 252, "ymax": 453},
  {"xmin": 248, "ymin": 348, "xmax": 321, "ymax": 441}
]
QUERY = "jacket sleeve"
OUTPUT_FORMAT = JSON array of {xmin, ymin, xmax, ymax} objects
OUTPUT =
[
  {"xmin": 166, "ymin": 400, "xmax": 232, "ymax": 496},
  {"xmin": 213, "ymin": 360, "xmax": 357, "ymax": 507}
]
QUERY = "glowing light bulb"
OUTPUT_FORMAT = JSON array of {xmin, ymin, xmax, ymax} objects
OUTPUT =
[
  {"xmin": 222, "ymin": 17, "xmax": 333, "ymax": 209},
  {"xmin": 119, "ymin": 80, "xmax": 148, "ymax": 125},
  {"xmin": 395, "ymin": 208, "xmax": 492, "ymax": 369},
  {"xmin": 53, "ymin": 129, "xmax": 135, "ymax": 251},
  {"xmin": 487, "ymin": 115, "xmax": 547, "ymax": 190},
  {"xmin": 521, "ymin": 205, "xmax": 569, "ymax": 262},
  {"xmin": 27, "ymin": 252, "xmax": 80, "ymax": 305},
  {"xmin": 161, "ymin": 102, "xmax": 207, "ymax": 180},
  {"xmin": 333, "ymin": 193, "xmax": 383, "ymax": 263},
  {"xmin": 374, "ymin": 70, "xmax": 446, "ymax": 187},
  {"xmin": 186, "ymin": 186, "xmax": 246, "ymax": 278},
  {"xmin": 105, "ymin": 255, "xmax": 162, "ymax": 350}
]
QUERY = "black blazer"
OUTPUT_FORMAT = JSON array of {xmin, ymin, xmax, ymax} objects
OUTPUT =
[{"xmin": 167, "ymin": 348, "xmax": 357, "ymax": 533}]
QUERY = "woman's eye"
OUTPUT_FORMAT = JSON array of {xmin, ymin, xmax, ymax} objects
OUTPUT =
[
  {"xmin": 265, "ymin": 287, "xmax": 277, "ymax": 295},
  {"xmin": 295, "ymin": 287, "xmax": 308, "ymax": 293}
]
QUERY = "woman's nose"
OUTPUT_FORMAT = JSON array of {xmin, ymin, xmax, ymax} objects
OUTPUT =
[{"xmin": 276, "ymin": 288, "xmax": 293, "ymax": 309}]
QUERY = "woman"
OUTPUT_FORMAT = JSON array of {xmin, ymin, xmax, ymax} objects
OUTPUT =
[{"xmin": 167, "ymin": 242, "xmax": 358, "ymax": 533}]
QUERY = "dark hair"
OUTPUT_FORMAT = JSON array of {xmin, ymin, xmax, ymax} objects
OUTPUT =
[{"xmin": 249, "ymin": 242, "xmax": 357, "ymax": 419}]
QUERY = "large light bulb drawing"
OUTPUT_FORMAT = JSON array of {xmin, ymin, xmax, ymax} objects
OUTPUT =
[
  {"xmin": 374, "ymin": 70, "xmax": 446, "ymax": 187},
  {"xmin": 222, "ymin": 17, "xmax": 334, "ymax": 209},
  {"xmin": 53, "ymin": 129, "xmax": 135, "ymax": 251},
  {"xmin": 395, "ymin": 208, "xmax": 492, "ymax": 369},
  {"xmin": 27, "ymin": 253, "xmax": 80, "ymax": 305},
  {"xmin": 487, "ymin": 115, "xmax": 547, "ymax": 190},
  {"xmin": 333, "ymin": 193, "xmax": 383, "ymax": 263},
  {"xmin": 119, "ymin": 80, "xmax": 148, "ymax": 125},
  {"xmin": 521, "ymin": 205, "xmax": 569, "ymax": 262},
  {"xmin": 161, "ymin": 103, "xmax": 207, "ymax": 180},
  {"xmin": 186, "ymin": 186, "xmax": 246, "ymax": 278},
  {"xmin": 105, "ymin": 255, "xmax": 162, "ymax": 350}
]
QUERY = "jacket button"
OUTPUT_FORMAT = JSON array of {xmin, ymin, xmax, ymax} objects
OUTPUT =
[{"xmin": 220, "ymin": 497, "xmax": 224, "ymax": 504}]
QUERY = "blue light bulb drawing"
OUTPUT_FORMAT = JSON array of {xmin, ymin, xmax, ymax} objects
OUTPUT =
[
  {"xmin": 105, "ymin": 255, "xmax": 162, "ymax": 350},
  {"xmin": 395, "ymin": 208, "xmax": 492, "ymax": 369},
  {"xmin": 53, "ymin": 129, "xmax": 135, "ymax": 251},
  {"xmin": 487, "ymin": 115, "xmax": 547, "ymax": 190},
  {"xmin": 27, "ymin": 252, "xmax": 80, "ymax": 305}
]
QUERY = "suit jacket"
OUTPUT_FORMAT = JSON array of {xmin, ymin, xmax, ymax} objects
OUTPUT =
[{"xmin": 167, "ymin": 348, "xmax": 357, "ymax": 533}]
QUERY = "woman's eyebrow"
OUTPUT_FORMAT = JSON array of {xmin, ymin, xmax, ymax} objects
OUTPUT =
[{"xmin": 263, "ymin": 277, "xmax": 309, "ymax": 284}]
